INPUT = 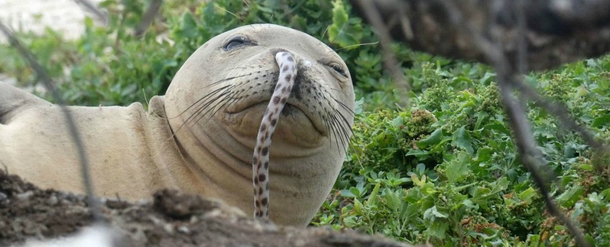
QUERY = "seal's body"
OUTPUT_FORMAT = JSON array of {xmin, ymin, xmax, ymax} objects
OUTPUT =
[
  {"xmin": 0, "ymin": 91, "xmax": 191, "ymax": 198},
  {"xmin": 0, "ymin": 24, "xmax": 355, "ymax": 227}
]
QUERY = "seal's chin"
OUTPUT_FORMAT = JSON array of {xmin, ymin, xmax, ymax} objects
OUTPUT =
[{"xmin": 224, "ymin": 101, "xmax": 327, "ymax": 144}]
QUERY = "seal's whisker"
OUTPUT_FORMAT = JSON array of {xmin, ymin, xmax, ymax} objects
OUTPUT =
[
  {"xmin": 222, "ymin": 83, "xmax": 264, "ymax": 110},
  {"xmin": 173, "ymin": 87, "xmax": 233, "ymax": 134},
  {"xmin": 192, "ymin": 71, "xmax": 277, "ymax": 127},
  {"xmin": 169, "ymin": 84, "xmax": 234, "ymax": 119},
  {"xmin": 208, "ymin": 74, "xmax": 249, "ymax": 87},
  {"xmin": 329, "ymin": 102, "xmax": 355, "ymax": 134},
  {"xmin": 205, "ymin": 94, "xmax": 241, "ymax": 123},
  {"xmin": 327, "ymin": 94, "xmax": 356, "ymax": 117},
  {"xmin": 177, "ymin": 87, "xmax": 231, "ymax": 125},
  {"xmin": 329, "ymin": 114, "xmax": 347, "ymax": 152},
  {"xmin": 332, "ymin": 117, "xmax": 347, "ymax": 152},
  {"xmin": 321, "ymin": 115, "xmax": 334, "ymax": 147},
  {"xmin": 217, "ymin": 95, "xmax": 241, "ymax": 112},
  {"xmin": 330, "ymin": 104, "xmax": 354, "ymax": 132},
  {"xmin": 334, "ymin": 115, "xmax": 350, "ymax": 151},
  {"xmin": 329, "ymin": 95, "xmax": 355, "ymax": 116},
  {"xmin": 171, "ymin": 73, "xmax": 255, "ymax": 120},
  {"xmin": 332, "ymin": 107, "xmax": 353, "ymax": 149},
  {"xmin": 189, "ymin": 90, "xmax": 235, "ymax": 127},
  {"xmin": 325, "ymin": 115, "xmax": 341, "ymax": 152}
]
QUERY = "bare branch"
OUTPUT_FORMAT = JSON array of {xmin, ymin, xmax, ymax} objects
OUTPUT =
[
  {"xmin": 353, "ymin": 0, "xmax": 411, "ymax": 107},
  {"xmin": 512, "ymin": 77, "xmax": 609, "ymax": 153},
  {"xmin": 135, "ymin": 0, "xmax": 164, "ymax": 38},
  {"xmin": 73, "ymin": 0, "xmax": 108, "ymax": 24},
  {"xmin": 349, "ymin": 0, "xmax": 610, "ymax": 71},
  {"xmin": 0, "ymin": 22, "xmax": 102, "ymax": 222}
]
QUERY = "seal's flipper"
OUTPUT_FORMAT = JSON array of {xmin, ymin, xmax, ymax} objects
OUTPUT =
[{"xmin": 0, "ymin": 82, "xmax": 50, "ymax": 124}]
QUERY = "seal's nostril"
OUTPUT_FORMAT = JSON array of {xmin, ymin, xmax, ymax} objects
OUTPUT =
[{"xmin": 300, "ymin": 59, "xmax": 312, "ymax": 69}]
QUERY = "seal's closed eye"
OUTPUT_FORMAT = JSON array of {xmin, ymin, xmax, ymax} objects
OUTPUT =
[
  {"xmin": 223, "ymin": 36, "xmax": 255, "ymax": 51},
  {"xmin": 328, "ymin": 63, "xmax": 348, "ymax": 78}
]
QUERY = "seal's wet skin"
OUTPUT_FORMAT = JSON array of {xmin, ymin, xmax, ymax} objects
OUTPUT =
[{"xmin": 0, "ymin": 24, "xmax": 355, "ymax": 227}]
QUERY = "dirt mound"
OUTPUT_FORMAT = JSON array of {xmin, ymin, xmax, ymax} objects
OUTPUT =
[{"xmin": 0, "ymin": 170, "xmax": 417, "ymax": 247}]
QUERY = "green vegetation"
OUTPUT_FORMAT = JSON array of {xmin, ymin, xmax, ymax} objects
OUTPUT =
[{"xmin": 1, "ymin": 0, "xmax": 609, "ymax": 246}]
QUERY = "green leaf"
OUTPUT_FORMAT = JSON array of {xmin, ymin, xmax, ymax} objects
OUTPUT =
[
  {"xmin": 491, "ymin": 177, "xmax": 509, "ymax": 194},
  {"xmin": 327, "ymin": 0, "xmax": 363, "ymax": 49},
  {"xmin": 452, "ymin": 126, "xmax": 474, "ymax": 154},
  {"xmin": 471, "ymin": 187, "xmax": 492, "ymax": 209},
  {"xmin": 474, "ymin": 147, "xmax": 493, "ymax": 164},
  {"xmin": 518, "ymin": 187, "xmax": 537, "ymax": 203},
  {"xmin": 406, "ymin": 149, "xmax": 430, "ymax": 158},
  {"xmin": 353, "ymin": 198, "xmax": 364, "ymax": 214},
  {"xmin": 175, "ymin": 11, "xmax": 199, "ymax": 39},
  {"xmin": 592, "ymin": 114, "xmax": 610, "ymax": 128},
  {"xmin": 340, "ymin": 189, "xmax": 356, "ymax": 198},
  {"xmin": 427, "ymin": 220, "xmax": 449, "ymax": 239},
  {"xmin": 462, "ymin": 199, "xmax": 477, "ymax": 209},
  {"xmin": 416, "ymin": 128, "xmax": 443, "ymax": 148},
  {"xmin": 350, "ymin": 187, "xmax": 361, "ymax": 197},
  {"xmin": 479, "ymin": 72, "xmax": 496, "ymax": 85},
  {"xmin": 556, "ymin": 185, "xmax": 585, "ymax": 208},
  {"xmin": 445, "ymin": 152, "xmax": 471, "ymax": 184},
  {"xmin": 383, "ymin": 188, "xmax": 404, "ymax": 212},
  {"xmin": 423, "ymin": 206, "xmax": 448, "ymax": 220},
  {"xmin": 411, "ymin": 173, "xmax": 423, "ymax": 187},
  {"xmin": 366, "ymin": 183, "xmax": 381, "ymax": 207},
  {"xmin": 481, "ymin": 121, "xmax": 511, "ymax": 135}
]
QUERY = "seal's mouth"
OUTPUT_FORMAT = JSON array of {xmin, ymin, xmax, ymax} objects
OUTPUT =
[{"xmin": 226, "ymin": 99, "xmax": 327, "ymax": 136}]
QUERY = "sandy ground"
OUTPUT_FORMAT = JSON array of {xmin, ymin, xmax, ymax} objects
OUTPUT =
[{"xmin": 0, "ymin": 0, "xmax": 103, "ymax": 42}]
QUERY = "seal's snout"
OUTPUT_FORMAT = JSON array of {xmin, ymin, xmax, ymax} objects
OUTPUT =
[
  {"xmin": 299, "ymin": 59, "xmax": 313, "ymax": 69},
  {"xmin": 269, "ymin": 48, "xmax": 312, "ymax": 72}
]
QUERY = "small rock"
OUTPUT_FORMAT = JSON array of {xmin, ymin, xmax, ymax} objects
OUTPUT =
[
  {"xmin": 17, "ymin": 191, "xmax": 34, "ymax": 200},
  {"xmin": 163, "ymin": 223, "xmax": 174, "ymax": 234},
  {"xmin": 177, "ymin": 226, "xmax": 190, "ymax": 234},
  {"xmin": 0, "ymin": 192, "xmax": 7, "ymax": 201},
  {"xmin": 47, "ymin": 195, "xmax": 58, "ymax": 205},
  {"xmin": 106, "ymin": 199, "xmax": 129, "ymax": 209},
  {"xmin": 148, "ymin": 215, "xmax": 163, "ymax": 225}
]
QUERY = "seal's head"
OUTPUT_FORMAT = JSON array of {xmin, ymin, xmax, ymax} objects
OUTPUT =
[{"xmin": 164, "ymin": 24, "xmax": 355, "ymax": 226}]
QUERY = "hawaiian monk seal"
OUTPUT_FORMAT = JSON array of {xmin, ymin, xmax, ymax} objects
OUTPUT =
[{"xmin": 0, "ymin": 24, "xmax": 355, "ymax": 227}]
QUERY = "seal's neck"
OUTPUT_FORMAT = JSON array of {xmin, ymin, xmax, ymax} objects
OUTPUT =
[{"xmin": 139, "ymin": 96, "xmax": 209, "ymax": 195}]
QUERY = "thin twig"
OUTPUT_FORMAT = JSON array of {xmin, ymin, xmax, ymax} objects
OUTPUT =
[
  {"xmin": 73, "ymin": 0, "xmax": 108, "ymax": 24},
  {"xmin": 438, "ymin": 1, "xmax": 591, "ymax": 246},
  {"xmin": 354, "ymin": 0, "xmax": 410, "ymax": 107},
  {"xmin": 135, "ymin": 0, "xmax": 164, "ymax": 38},
  {"xmin": 0, "ymin": 22, "xmax": 102, "ymax": 222},
  {"xmin": 512, "ymin": 78, "xmax": 609, "ymax": 152}
]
